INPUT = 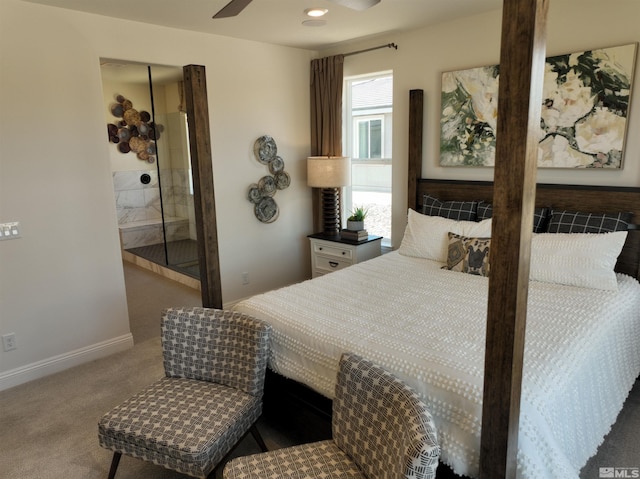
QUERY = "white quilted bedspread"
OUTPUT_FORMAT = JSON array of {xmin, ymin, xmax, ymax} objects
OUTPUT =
[{"xmin": 234, "ymin": 251, "xmax": 640, "ymax": 479}]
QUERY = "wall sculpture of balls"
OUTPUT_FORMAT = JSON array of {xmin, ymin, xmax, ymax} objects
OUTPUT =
[
  {"xmin": 106, "ymin": 94, "xmax": 164, "ymax": 164},
  {"xmin": 248, "ymin": 136, "xmax": 291, "ymax": 223}
]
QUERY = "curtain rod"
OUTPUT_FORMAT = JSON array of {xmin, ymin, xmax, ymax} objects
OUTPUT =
[{"xmin": 343, "ymin": 42, "xmax": 398, "ymax": 57}]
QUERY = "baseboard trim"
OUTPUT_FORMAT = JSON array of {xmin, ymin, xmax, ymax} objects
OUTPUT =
[{"xmin": 0, "ymin": 333, "xmax": 134, "ymax": 392}]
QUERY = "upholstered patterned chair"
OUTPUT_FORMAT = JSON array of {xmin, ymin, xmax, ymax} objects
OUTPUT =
[
  {"xmin": 98, "ymin": 307, "xmax": 272, "ymax": 479},
  {"xmin": 223, "ymin": 352, "xmax": 440, "ymax": 479}
]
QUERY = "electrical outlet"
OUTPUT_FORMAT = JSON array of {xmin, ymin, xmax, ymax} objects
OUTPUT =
[
  {"xmin": 2, "ymin": 333, "xmax": 17, "ymax": 352},
  {"xmin": 242, "ymin": 272, "xmax": 250, "ymax": 285}
]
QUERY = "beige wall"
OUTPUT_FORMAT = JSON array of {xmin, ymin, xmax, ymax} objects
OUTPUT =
[
  {"xmin": 328, "ymin": 0, "xmax": 640, "ymax": 247},
  {"xmin": 2, "ymin": 0, "xmax": 638, "ymax": 388},
  {"xmin": 0, "ymin": 0, "xmax": 312, "ymax": 389}
]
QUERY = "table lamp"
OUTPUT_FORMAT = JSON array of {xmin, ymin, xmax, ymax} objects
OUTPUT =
[{"xmin": 307, "ymin": 156, "xmax": 351, "ymax": 235}]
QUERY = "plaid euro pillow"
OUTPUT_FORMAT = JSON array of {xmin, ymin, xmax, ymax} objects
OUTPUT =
[
  {"xmin": 547, "ymin": 210, "xmax": 632, "ymax": 233},
  {"xmin": 477, "ymin": 202, "xmax": 550, "ymax": 233},
  {"xmin": 422, "ymin": 194, "xmax": 477, "ymax": 221}
]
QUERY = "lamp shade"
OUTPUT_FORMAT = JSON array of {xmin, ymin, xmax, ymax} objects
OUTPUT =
[{"xmin": 307, "ymin": 156, "xmax": 351, "ymax": 188}]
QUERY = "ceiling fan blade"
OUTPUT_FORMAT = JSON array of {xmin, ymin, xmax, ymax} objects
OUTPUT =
[
  {"xmin": 212, "ymin": 0, "xmax": 253, "ymax": 19},
  {"xmin": 329, "ymin": 0, "xmax": 381, "ymax": 11}
]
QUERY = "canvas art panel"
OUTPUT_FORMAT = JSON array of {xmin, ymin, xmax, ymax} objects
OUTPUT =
[{"xmin": 440, "ymin": 43, "xmax": 637, "ymax": 168}]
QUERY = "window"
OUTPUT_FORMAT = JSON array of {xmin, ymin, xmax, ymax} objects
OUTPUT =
[
  {"xmin": 356, "ymin": 117, "xmax": 383, "ymax": 159},
  {"xmin": 344, "ymin": 73, "xmax": 393, "ymax": 246}
]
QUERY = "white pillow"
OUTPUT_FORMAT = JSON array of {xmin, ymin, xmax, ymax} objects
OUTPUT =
[
  {"xmin": 530, "ymin": 231, "xmax": 627, "ymax": 291},
  {"xmin": 398, "ymin": 208, "xmax": 492, "ymax": 262}
]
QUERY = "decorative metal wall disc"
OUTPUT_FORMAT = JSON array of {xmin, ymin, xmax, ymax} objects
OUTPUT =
[
  {"xmin": 248, "ymin": 135, "xmax": 291, "ymax": 223},
  {"xmin": 106, "ymin": 94, "xmax": 161, "ymax": 164},
  {"xmin": 258, "ymin": 175, "xmax": 277, "ymax": 197},
  {"xmin": 254, "ymin": 135, "xmax": 277, "ymax": 164},
  {"xmin": 269, "ymin": 156, "xmax": 284, "ymax": 174},
  {"xmin": 275, "ymin": 171, "xmax": 290, "ymax": 190},
  {"xmin": 255, "ymin": 197, "xmax": 279, "ymax": 223},
  {"xmin": 248, "ymin": 184, "xmax": 262, "ymax": 204}
]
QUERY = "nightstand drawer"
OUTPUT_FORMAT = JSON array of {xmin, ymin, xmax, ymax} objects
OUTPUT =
[
  {"xmin": 315, "ymin": 255, "xmax": 351, "ymax": 273},
  {"xmin": 312, "ymin": 242, "xmax": 353, "ymax": 260},
  {"xmin": 308, "ymin": 234, "xmax": 382, "ymax": 279}
]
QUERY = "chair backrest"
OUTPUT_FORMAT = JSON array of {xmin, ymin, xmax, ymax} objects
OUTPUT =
[
  {"xmin": 161, "ymin": 307, "xmax": 271, "ymax": 397},
  {"xmin": 332, "ymin": 353, "xmax": 440, "ymax": 479}
]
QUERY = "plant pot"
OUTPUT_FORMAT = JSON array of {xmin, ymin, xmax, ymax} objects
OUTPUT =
[{"xmin": 346, "ymin": 220, "xmax": 364, "ymax": 231}]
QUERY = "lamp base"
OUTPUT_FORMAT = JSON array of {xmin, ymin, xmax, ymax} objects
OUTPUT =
[{"xmin": 321, "ymin": 187, "xmax": 341, "ymax": 236}]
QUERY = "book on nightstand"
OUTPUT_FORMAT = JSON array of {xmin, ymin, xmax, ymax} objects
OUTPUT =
[{"xmin": 340, "ymin": 229, "xmax": 369, "ymax": 241}]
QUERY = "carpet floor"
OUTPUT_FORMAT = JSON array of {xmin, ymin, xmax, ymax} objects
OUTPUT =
[{"xmin": 0, "ymin": 261, "xmax": 637, "ymax": 478}]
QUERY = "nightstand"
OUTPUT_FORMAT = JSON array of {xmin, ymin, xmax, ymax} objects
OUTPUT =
[{"xmin": 308, "ymin": 233, "xmax": 383, "ymax": 278}]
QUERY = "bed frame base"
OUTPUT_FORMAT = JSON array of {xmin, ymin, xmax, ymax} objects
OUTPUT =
[{"xmin": 263, "ymin": 370, "xmax": 332, "ymax": 444}]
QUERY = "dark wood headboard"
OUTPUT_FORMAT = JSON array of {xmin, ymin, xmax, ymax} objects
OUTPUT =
[{"xmin": 413, "ymin": 178, "xmax": 640, "ymax": 280}]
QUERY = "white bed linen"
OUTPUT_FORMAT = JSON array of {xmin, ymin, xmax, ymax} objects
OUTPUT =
[{"xmin": 233, "ymin": 251, "xmax": 640, "ymax": 479}]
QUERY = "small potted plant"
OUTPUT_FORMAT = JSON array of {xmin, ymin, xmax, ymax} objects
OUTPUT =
[{"xmin": 346, "ymin": 206, "xmax": 368, "ymax": 231}]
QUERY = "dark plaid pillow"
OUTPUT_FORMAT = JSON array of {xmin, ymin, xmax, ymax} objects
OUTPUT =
[
  {"xmin": 422, "ymin": 194, "xmax": 477, "ymax": 221},
  {"xmin": 476, "ymin": 202, "xmax": 492, "ymax": 221},
  {"xmin": 477, "ymin": 202, "xmax": 549, "ymax": 233},
  {"xmin": 547, "ymin": 210, "xmax": 632, "ymax": 233}
]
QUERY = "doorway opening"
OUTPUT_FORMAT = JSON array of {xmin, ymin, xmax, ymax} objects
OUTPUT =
[{"xmin": 100, "ymin": 60, "xmax": 200, "ymax": 281}]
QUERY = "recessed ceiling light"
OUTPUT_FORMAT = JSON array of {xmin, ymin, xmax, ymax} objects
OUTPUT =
[
  {"xmin": 302, "ymin": 19, "xmax": 327, "ymax": 27},
  {"xmin": 304, "ymin": 8, "xmax": 328, "ymax": 17}
]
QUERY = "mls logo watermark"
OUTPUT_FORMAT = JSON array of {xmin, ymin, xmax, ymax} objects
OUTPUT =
[{"xmin": 600, "ymin": 467, "xmax": 640, "ymax": 478}]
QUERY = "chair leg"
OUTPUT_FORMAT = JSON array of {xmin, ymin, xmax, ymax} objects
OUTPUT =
[
  {"xmin": 250, "ymin": 424, "xmax": 268, "ymax": 452},
  {"xmin": 107, "ymin": 451, "xmax": 122, "ymax": 479}
]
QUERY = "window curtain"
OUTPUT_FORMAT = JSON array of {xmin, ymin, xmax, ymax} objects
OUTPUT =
[{"xmin": 310, "ymin": 55, "xmax": 345, "ymax": 232}]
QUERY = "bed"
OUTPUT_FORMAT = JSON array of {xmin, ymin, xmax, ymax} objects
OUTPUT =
[{"xmin": 233, "ymin": 177, "xmax": 640, "ymax": 479}]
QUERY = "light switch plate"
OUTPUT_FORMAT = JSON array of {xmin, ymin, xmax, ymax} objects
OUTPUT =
[{"xmin": 0, "ymin": 222, "xmax": 21, "ymax": 241}]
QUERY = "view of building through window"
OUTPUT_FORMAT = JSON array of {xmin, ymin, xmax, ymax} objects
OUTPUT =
[{"xmin": 344, "ymin": 73, "xmax": 393, "ymax": 246}]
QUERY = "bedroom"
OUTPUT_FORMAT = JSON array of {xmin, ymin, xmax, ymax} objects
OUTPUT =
[{"xmin": 1, "ymin": 0, "xmax": 639, "ymax": 475}]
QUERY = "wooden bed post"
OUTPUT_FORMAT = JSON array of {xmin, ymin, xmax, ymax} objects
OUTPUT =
[
  {"xmin": 408, "ymin": 90, "xmax": 424, "ymax": 210},
  {"xmin": 183, "ymin": 65, "xmax": 223, "ymax": 309},
  {"xmin": 479, "ymin": 1, "xmax": 548, "ymax": 478}
]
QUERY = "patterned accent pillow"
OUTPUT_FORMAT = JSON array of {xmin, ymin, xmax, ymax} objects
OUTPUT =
[
  {"xmin": 547, "ymin": 210, "xmax": 632, "ymax": 233},
  {"xmin": 477, "ymin": 201, "xmax": 550, "ymax": 233},
  {"xmin": 422, "ymin": 194, "xmax": 477, "ymax": 221},
  {"xmin": 444, "ymin": 232, "xmax": 491, "ymax": 277}
]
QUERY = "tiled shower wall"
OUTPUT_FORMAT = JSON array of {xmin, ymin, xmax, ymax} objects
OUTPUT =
[
  {"xmin": 113, "ymin": 167, "xmax": 194, "ymax": 249},
  {"xmin": 113, "ymin": 168, "xmax": 165, "ymax": 224}
]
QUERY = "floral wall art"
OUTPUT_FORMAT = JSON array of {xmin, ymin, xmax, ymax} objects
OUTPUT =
[{"xmin": 440, "ymin": 43, "xmax": 637, "ymax": 168}]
